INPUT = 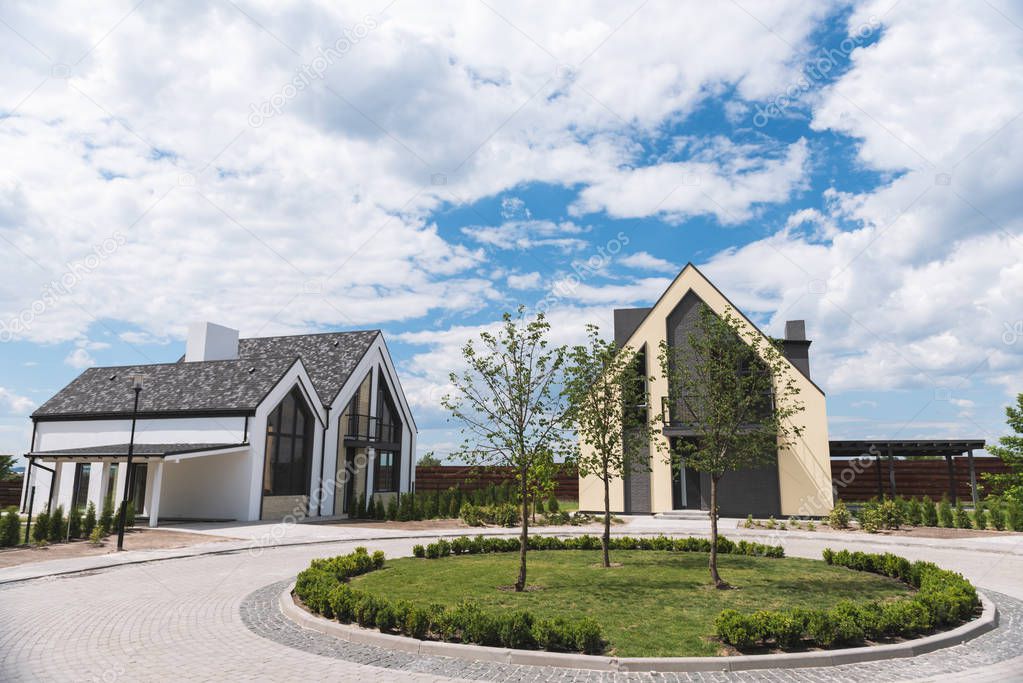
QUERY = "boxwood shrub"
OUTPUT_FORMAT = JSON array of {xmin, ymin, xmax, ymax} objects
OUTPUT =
[
  {"xmin": 715, "ymin": 548, "xmax": 979, "ymax": 651},
  {"xmin": 415, "ymin": 534, "xmax": 784, "ymax": 560},
  {"xmin": 294, "ymin": 547, "xmax": 606, "ymax": 654}
]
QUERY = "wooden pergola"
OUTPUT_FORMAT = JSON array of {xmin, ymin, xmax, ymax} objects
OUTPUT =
[{"xmin": 829, "ymin": 439, "xmax": 987, "ymax": 506}]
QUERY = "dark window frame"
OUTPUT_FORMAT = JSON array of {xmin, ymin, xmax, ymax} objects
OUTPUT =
[
  {"xmin": 263, "ymin": 387, "xmax": 315, "ymax": 497},
  {"xmin": 374, "ymin": 450, "xmax": 399, "ymax": 492},
  {"xmin": 71, "ymin": 463, "xmax": 91, "ymax": 511}
]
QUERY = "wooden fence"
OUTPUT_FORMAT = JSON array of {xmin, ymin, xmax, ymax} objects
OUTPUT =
[
  {"xmin": 415, "ymin": 466, "xmax": 579, "ymax": 499},
  {"xmin": 0, "ymin": 479, "xmax": 23, "ymax": 509},
  {"xmin": 831, "ymin": 457, "xmax": 1010, "ymax": 503}
]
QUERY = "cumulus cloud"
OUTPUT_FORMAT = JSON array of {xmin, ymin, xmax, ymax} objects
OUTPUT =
[
  {"xmin": 0, "ymin": 387, "xmax": 35, "ymax": 415},
  {"xmin": 507, "ymin": 272, "xmax": 542, "ymax": 289},
  {"xmin": 619, "ymin": 251, "xmax": 679, "ymax": 273},
  {"xmin": 0, "ymin": 1, "xmax": 836, "ymax": 345}
]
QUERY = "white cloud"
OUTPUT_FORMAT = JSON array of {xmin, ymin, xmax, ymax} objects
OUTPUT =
[
  {"xmin": 571, "ymin": 138, "xmax": 810, "ymax": 223},
  {"xmin": 507, "ymin": 272, "xmax": 542, "ymax": 290},
  {"xmin": 0, "ymin": 387, "xmax": 35, "ymax": 414},
  {"xmin": 0, "ymin": 1, "xmax": 836, "ymax": 344},
  {"xmin": 64, "ymin": 348, "xmax": 95, "ymax": 369},
  {"xmin": 696, "ymin": 2, "xmax": 1023, "ymax": 399},
  {"xmin": 461, "ymin": 219, "xmax": 588, "ymax": 251},
  {"xmin": 619, "ymin": 251, "xmax": 678, "ymax": 273}
]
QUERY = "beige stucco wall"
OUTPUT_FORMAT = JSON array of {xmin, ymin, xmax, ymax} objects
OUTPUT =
[
  {"xmin": 577, "ymin": 264, "xmax": 833, "ymax": 516},
  {"xmin": 578, "ymin": 438, "xmax": 626, "ymax": 512}
]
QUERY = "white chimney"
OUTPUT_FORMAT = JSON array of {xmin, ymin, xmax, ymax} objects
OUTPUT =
[{"xmin": 185, "ymin": 322, "xmax": 239, "ymax": 362}]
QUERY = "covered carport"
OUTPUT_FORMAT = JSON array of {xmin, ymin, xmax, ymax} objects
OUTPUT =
[
  {"xmin": 23, "ymin": 443, "xmax": 249, "ymax": 532},
  {"xmin": 829, "ymin": 439, "xmax": 988, "ymax": 506}
]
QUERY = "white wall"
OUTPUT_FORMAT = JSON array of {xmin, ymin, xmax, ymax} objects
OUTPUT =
[
  {"xmin": 34, "ymin": 416, "xmax": 248, "ymax": 451},
  {"xmin": 159, "ymin": 450, "xmax": 251, "ymax": 520}
]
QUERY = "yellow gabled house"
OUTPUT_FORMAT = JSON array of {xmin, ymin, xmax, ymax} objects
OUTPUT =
[{"xmin": 578, "ymin": 263, "xmax": 833, "ymax": 518}]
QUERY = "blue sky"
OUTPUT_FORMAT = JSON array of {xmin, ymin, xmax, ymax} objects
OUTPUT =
[{"xmin": 1, "ymin": 1, "xmax": 1022, "ymax": 462}]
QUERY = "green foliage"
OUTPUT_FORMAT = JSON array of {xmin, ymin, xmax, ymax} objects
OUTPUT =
[
  {"xmin": 374, "ymin": 497, "xmax": 386, "ymax": 520},
  {"xmin": 294, "ymin": 547, "xmax": 604, "ymax": 654},
  {"xmin": 718, "ymin": 549, "xmax": 978, "ymax": 651},
  {"xmin": 99, "ymin": 497, "xmax": 114, "ymax": 535},
  {"xmin": 953, "ymin": 503, "xmax": 971, "ymax": 529},
  {"xmin": 546, "ymin": 493, "xmax": 559, "ymax": 514},
  {"xmin": 859, "ymin": 498, "xmax": 902, "ymax": 532},
  {"xmin": 417, "ymin": 451, "xmax": 443, "ymax": 467},
  {"xmin": 937, "ymin": 495, "xmax": 954, "ymax": 527},
  {"xmin": 459, "ymin": 502, "xmax": 520, "ymax": 527},
  {"xmin": 827, "ymin": 500, "xmax": 851, "ymax": 529},
  {"xmin": 48, "ymin": 505, "xmax": 65, "ymax": 542},
  {"xmin": 32, "ymin": 510, "xmax": 49, "ymax": 543},
  {"xmin": 0, "ymin": 455, "xmax": 19, "ymax": 481},
  {"xmin": 415, "ymin": 534, "xmax": 784, "ymax": 560},
  {"xmin": 1007, "ymin": 499, "xmax": 1023, "ymax": 531},
  {"xmin": 921, "ymin": 496, "xmax": 938, "ymax": 526},
  {"xmin": 972, "ymin": 502, "xmax": 988, "ymax": 530},
  {"xmin": 68, "ymin": 507, "xmax": 82, "ymax": 539},
  {"xmin": 447, "ymin": 494, "xmax": 460, "ymax": 518},
  {"xmin": 83, "ymin": 502, "xmax": 97, "ymax": 538},
  {"xmin": 982, "ymin": 393, "xmax": 1023, "ymax": 503},
  {"xmin": 442, "ymin": 307, "xmax": 573, "ymax": 591},
  {"xmin": 988, "ymin": 501, "xmax": 1006, "ymax": 530},
  {"xmin": 89, "ymin": 526, "xmax": 105, "ymax": 545},
  {"xmin": 1, "ymin": 507, "xmax": 21, "ymax": 547},
  {"xmin": 904, "ymin": 497, "xmax": 923, "ymax": 526}
]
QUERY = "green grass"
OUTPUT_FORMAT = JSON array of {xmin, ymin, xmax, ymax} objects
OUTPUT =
[{"xmin": 351, "ymin": 550, "xmax": 914, "ymax": 657}]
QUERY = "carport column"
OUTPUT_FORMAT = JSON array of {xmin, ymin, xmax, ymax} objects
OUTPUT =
[
  {"xmin": 967, "ymin": 449, "xmax": 978, "ymax": 509},
  {"xmin": 887, "ymin": 447, "xmax": 897, "ymax": 497},
  {"xmin": 49, "ymin": 461, "xmax": 64, "ymax": 510},
  {"xmin": 147, "ymin": 461, "xmax": 163, "ymax": 528},
  {"xmin": 945, "ymin": 454, "xmax": 957, "ymax": 504}
]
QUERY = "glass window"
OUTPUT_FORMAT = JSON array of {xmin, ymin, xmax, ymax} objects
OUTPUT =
[
  {"xmin": 263, "ymin": 388, "xmax": 315, "ymax": 496},
  {"xmin": 71, "ymin": 463, "xmax": 91, "ymax": 511},
  {"xmin": 374, "ymin": 450, "xmax": 399, "ymax": 492},
  {"xmin": 105, "ymin": 463, "xmax": 119, "ymax": 506}
]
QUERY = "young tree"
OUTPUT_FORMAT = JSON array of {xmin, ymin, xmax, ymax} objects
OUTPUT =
[
  {"xmin": 0, "ymin": 455, "xmax": 19, "ymax": 481},
  {"xmin": 442, "ymin": 307, "xmax": 570, "ymax": 592},
  {"xmin": 659, "ymin": 305, "xmax": 804, "ymax": 589},
  {"xmin": 417, "ymin": 451, "xmax": 444, "ymax": 467},
  {"xmin": 565, "ymin": 325, "xmax": 657, "ymax": 567},
  {"xmin": 983, "ymin": 393, "xmax": 1023, "ymax": 504}
]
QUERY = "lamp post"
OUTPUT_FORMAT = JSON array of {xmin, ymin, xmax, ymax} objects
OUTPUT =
[{"xmin": 116, "ymin": 374, "xmax": 144, "ymax": 551}]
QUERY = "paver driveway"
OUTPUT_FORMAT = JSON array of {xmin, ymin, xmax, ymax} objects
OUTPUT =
[{"xmin": 0, "ymin": 523, "xmax": 1021, "ymax": 682}]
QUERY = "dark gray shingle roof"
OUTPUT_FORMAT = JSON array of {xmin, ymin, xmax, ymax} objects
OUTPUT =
[
  {"xmin": 32, "ymin": 330, "xmax": 379, "ymax": 419},
  {"xmin": 237, "ymin": 330, "xmax": 379, "ymax": 403}
]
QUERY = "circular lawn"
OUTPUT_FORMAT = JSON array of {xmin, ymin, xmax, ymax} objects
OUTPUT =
[{"xmin": 349, "ymin": 550, "xmax": 915, "ymax": 657}]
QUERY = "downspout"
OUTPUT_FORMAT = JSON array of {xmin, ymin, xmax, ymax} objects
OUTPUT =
[
  {"xmin": 21, "ymin": 420, "xmax": 37, "ymax": 512},
  {"xmin": 317, "ymin": 405, "xmax": 330, "ymax": 517}
]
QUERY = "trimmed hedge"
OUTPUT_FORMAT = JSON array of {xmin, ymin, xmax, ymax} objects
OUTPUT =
[
  {"xmin": 294, "ymin": 546, "xmax": 605, "ymax": 654},
  {"xmin": 715, "ymin": 548, "xmax": 979, "ymax": 651},
  {"xmin": 413, "ymin": 534, "xmax": 785, "ymax": 559}
]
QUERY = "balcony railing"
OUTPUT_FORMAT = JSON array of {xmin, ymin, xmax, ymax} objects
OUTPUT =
[
  {"xmin": 661, "ymin": 392, "xmax": 774, "ymax": 432},
  {"xmin": 344, "ymin": 413, "xmax": 400, "ymax": 445}
]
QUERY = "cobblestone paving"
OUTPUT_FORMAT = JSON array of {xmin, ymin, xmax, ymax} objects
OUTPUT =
[
  {"xmin": 1, "ymin": 532, "xmax": 1021, "ymax": 682},
  {"xmin": 243, "ymin": 580, "xmax": 1023, "ymax": 682}
]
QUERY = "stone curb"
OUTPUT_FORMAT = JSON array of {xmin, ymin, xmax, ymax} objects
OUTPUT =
[{"xmin": 279, "ymin": 583, "xmax": 999, "ymax": 673}]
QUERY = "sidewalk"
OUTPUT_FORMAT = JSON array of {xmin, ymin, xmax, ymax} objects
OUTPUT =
[{"xmin": 1, "ymin": 516, "xmax": 1019, "ymax": 586}]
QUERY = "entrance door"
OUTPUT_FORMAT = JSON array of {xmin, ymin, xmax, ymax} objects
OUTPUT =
[{"xmin": 671, "ymin": 458, "xmax": 687, "ymax": 509}]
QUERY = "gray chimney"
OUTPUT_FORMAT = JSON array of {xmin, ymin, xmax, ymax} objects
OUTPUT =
[
  {"xmin": 185, "ymin": 322, "xmax": 239, "ymax": 362},
  {"xmin": 782, "ymin": 320, "xmax": 811, "ymax": 378},
  {"xmin": 785, "ymin": 320, "xmax": 806, "ymax": 341}
]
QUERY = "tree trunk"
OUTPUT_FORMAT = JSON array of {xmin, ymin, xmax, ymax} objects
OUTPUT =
[
  {"xmin": 602, "ymin": 476, "xmax": 611, "ymax": 568},
  {"xmin": 515, "ymin": 475, "xmax": 529, "ymax": 592},
  {"xmin": 709, "ymin": 474, "xmax": 728, "ymax": 589}
]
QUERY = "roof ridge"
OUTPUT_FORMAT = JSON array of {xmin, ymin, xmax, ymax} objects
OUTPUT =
[{"xmin": 239, "ymin": 329, "xmax": 380, "ymax": 342}]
